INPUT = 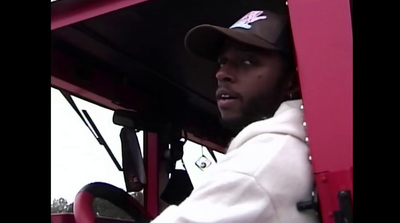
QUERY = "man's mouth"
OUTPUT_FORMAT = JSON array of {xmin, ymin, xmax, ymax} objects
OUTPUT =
[
  {"xmin": 219, "ymin": 94, "xmax": 236, "ymax": 100},
  {"xmin": 216, "ymin": 88, "xmax": 239, "ymax": 108},
  {"xmin": 216, "ymin": 88, "xmax": 239, "ymax": 100}
]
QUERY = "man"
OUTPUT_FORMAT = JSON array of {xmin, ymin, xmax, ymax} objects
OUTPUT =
[{"xmin": 151, "ymin": 10, "xmax": 318, "ymax": 223}]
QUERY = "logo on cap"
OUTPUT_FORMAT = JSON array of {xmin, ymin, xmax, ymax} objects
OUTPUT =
[{"xmin": 230, "ymin": 11, "xmax": 267, "ymax": 29}]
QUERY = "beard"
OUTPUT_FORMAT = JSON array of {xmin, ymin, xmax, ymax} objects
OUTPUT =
[{"xmin": 219, "ymin": 89, "xmax": 284, "ymax": 135}]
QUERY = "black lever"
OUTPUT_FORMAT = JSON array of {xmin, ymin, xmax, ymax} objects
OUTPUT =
[{"xmin": 334, "ymin": 190, "xmax": 353, "ymax": 223}]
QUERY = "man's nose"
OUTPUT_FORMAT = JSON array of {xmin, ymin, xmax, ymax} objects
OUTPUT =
[{"xmin": 215, "ymin": 69, "xmax": 235, "ymax": 83}]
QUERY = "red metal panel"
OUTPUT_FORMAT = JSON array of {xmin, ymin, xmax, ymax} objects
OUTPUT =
[
  {"xmin": 288, "ymin": 0, "xmax": 353, "ymax": 174},
  {"xmin": 51, "ymin": 76, "xmax": 127, "ymax": 111},
  {"xmin": 315, "ymin": 169, "xmax": 353, "ymax": 223},
  {"xmin": 288, "ymin": 1, "xmax": 353, "ymax": 222},
  {"xmin": 51, "ymin": 0, "xmax": 149, "ymax": 30},
  {"xmin": 51, "ymin": 214, "xmax": 76, "ymax": 223},
  {"xmin": 144, "ymin": 132, "xmax": 159, "ymax": 218},
  {"xmin": 51, "ymin": 49, "xmax": 148, "ymax": 112}
]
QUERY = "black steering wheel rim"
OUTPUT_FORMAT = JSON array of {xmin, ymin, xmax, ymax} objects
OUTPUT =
[{"xmin": 74, "ymin": 182, "xmax": 152, "ymax": 223}]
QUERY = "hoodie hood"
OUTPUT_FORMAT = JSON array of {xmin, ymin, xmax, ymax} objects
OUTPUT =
[{"xmin": 227, "ymin": 99, "xmax": 306, "ymax": 152}]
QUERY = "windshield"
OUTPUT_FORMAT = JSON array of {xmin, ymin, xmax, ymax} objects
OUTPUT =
[{"xmin": 51, "ymin": 87, "xmax": 225, "ymax": 218}]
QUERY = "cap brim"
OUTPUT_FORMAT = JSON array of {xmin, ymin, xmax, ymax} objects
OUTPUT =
[{"xmin": 184, "ymin": 24, "xmax": 280, "ymax": 62}]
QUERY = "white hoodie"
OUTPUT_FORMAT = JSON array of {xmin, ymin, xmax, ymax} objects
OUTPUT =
[{"xmin": 151, "ymin": 99, "xmax": 318, "ymax": 223}]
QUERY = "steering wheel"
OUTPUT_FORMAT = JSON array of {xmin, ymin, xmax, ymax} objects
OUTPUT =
[{"xmin": 74, "ymin": 182, "xmax": 152, "ymax": 223}]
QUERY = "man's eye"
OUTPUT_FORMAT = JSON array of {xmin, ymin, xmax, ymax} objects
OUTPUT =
[{"xmin": 242, "ymin": 60, "xmax": 252, "ymax": 65}]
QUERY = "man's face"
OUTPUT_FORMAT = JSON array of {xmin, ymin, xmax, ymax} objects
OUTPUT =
[{"xmin": 215, "ymin": 39, "xmax": 291, "ymax": 132}]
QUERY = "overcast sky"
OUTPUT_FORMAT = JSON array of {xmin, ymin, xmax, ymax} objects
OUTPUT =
[{"xmin": 51, "ymin": 87, "xmax": 224, "ymax": 203}]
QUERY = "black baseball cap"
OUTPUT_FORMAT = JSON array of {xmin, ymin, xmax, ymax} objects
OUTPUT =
[{"xmin": 184, "ymin": 10, "xmax": 294, "ymax": 62}]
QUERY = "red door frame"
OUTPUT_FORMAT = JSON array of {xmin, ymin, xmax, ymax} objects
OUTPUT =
[
  {"xmin": 288, "ymin": 0, "xmax": 353, "ymax": 222},
  {"xmin": 51, "ymin": 0, "xmax": 149, "ymax": 30}
]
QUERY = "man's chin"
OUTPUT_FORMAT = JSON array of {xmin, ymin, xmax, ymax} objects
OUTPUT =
[
  {"xmin": 219, "ymin": 117, "xmax": 249, "ymax": 135},
  {"xmin": 219, "ymin": 112, "xmax": 266, "ymax": 135}
]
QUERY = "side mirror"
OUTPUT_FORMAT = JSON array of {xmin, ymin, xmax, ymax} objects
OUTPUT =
[
  {"xmin": 113, "ymin": 110, "xmax": 148, "ymax": 192},
  {"xmin": 120, "ymin": 127, "xmax": 146, "ymax": 192}
]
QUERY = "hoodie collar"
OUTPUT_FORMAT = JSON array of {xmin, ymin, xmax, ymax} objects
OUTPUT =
[{"xmin": 227, "ymin": 99, "xmax": 306, "ymax": 152}]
